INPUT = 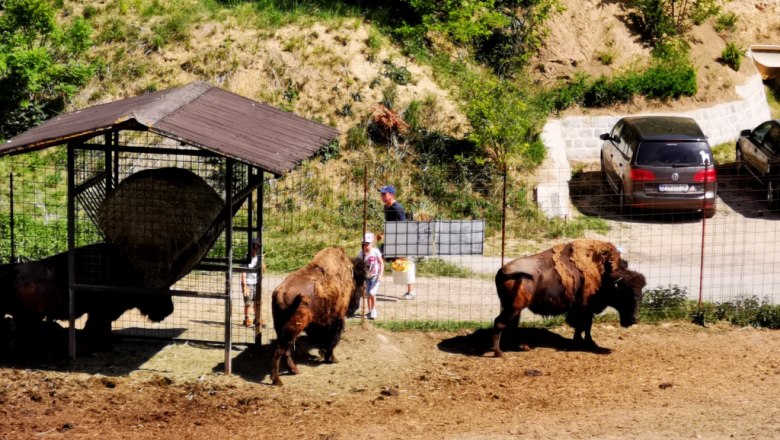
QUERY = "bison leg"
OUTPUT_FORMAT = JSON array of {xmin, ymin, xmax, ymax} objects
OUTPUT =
[
  {"xmin": 271, "ymin": 326, "xmax": 301, "ymax": 386},
  {"xmin": 570, "ymin": 312, "xmax": 597, "ymax": 349},
  {"xmin": 83, "ymin": 313, "xmax": 114, "ymax": 352},
  {"xmin": 492, "ymin": 309, "xmax": 520, "ymax": 357},
  {"xmin": 271, "ymin": 344, "xmax": 286, "ymax": 386},
  {"xmin": 284, "ymin": 347, "xmax": 299, "ymax": 374},
  {"xmin": 271, "ymin": 339, "xmax": 298, "ymax": 386},
  {"xmin": 319, "ymin": 318, "xmax": 345, "ymax": 364}
]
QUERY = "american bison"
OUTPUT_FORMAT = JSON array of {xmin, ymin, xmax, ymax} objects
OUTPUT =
[
  {"xmin": 270, "ymin": 247, "xmax": 367, "ymax": 386},
  {"xmin": 0, "ymin": 243, "xmax": 174, "ymax": 356},
  {"xmin": 492, "ymin": 239, "xmax": 646, "ymax": 357}
]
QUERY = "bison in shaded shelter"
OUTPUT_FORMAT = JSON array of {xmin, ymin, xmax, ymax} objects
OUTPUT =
[
  {"xmin": 492, "ymin": 239, "xmax": 646, "ymax": 357},
  {"xmin": 271, "ymin": 247, "xmax": 367, "ymax": 386},
  {"xmin": 0, "ymin": 243, "xmax": 174, "ymax": 356}
]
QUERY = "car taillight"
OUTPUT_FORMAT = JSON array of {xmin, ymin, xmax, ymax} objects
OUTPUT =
[
  {"xmin": 629, "ymin": 168, "xmax": 655, "ymax": 182},
  {"xmin": 693, "ymin": 168, "xmax": 717, "ymax": 182}
]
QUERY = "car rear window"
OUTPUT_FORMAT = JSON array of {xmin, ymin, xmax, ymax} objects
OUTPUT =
[{"xmin": 635, "ymin": 141, "xmax": 713, "ymax": 166}]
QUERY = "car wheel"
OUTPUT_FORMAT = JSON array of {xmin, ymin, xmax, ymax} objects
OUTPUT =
[
  {"xmin": 735, "ymin": 145, "xmax": 743, "ymax": 175},
  {"xmin": 704, "ymin": 207, "xmax": 716, "ymax": 219},
  {"xmin": 618, "ymin": 187, "xmax": 626, "ymax": 216},
  {"xmin": 768, "ymin": 181, "xmax": 780, "ymax": 210}
]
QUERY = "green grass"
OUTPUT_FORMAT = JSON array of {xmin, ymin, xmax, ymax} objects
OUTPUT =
[
  {"xmin": 766, "ymin": 80, "xmax": 780, "ymax": 119},
  {"xmin": 711, "ymin": 142, "xmax": 736, "ymax": 165},
  {"xmin": 412, "ymin": 257, "xmax": 474, "ymax": 278},
  {"xmin": 372, "ymin": 320, "xmax": 490, "ymax": 332}
]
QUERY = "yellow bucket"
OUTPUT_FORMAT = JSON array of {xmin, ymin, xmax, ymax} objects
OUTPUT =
[{"xmin": 391, "ymin": 259, "xmax": 415, "ymax": 285}]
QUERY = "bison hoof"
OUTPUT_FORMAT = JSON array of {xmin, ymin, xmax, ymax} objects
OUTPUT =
[
  {"xmin": 519, "ymin": 344, "xmax": 531, "ymax": 352},
  {"xmin": 493, "ymin": 350, "xmax": 504, "ymax": 358},
  {"xmin": 272, "ymin": 377, "xmax": 283, "ymax": 386}
]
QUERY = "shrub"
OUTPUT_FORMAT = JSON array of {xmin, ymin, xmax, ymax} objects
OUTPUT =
[
  {"xmin": 691, "ymin": 0, "xmax": 721, "ymax": 25},
  {"xmin": 691, "ymin": 296, "xmax": 780, "ymax": 329},
  {"xmin": 714, "ymin": 12, "xmax": 738, "ymax": 32},
  {"xmin": 0, "ymin": 0, "xmax": 97, "ymax": 140},
  {"xmin": 641, "ymin": 61, "xmax": 697, "ymax": 99},
  {"xmin": 583, "ymin": 75, "xmax": 637, "ymax": 107},
  {"xmin": 596, "ymin": 50, "xmax": 615, "ymax": 65},
  {"xmin": 640, "ymin": 284, "xmax": 690, "ymax": 320},
  {"xmin": 627, "ymin": 0, "xmax": 678, "ymax": 44},
  {"xmin": 721, "ymin": 40, "xmax": 743, "ymax": 71},
  {"xmin": 382, "ymin": 59, "xmax": 413, "ymax": 85},
  {"xmin": 628, "ymin": 0, "xmax": 721, "ymax": 45},
  {"xmin": 548, "ymin": 72, "xmax": 589, "ymax": 111}
]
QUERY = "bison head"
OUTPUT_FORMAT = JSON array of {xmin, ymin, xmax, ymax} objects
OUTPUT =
[
  {"xmin": 610, "ymin": 268, "xmax": 646, "ymax": 327},
  {"xmin": 348, "ymin": 258, "xmax": 368, "ymax": 317},
  {"xmin": 137, "ymin": 293, "xmax": 174, "ymax": 322}
]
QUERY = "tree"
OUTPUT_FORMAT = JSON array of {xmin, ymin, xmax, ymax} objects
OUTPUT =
[{"xmin": 0, "ymin": 0, "xmax": 97, "ymax": 141}]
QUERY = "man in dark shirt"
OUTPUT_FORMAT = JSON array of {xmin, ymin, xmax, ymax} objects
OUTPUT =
[
  {"xmin": 379, "ymin": 185, "xmax": 415, "ymax": 299},
  {"xmin": 380, "ymin": 185, "xmax": 406, "ymax": 221}
]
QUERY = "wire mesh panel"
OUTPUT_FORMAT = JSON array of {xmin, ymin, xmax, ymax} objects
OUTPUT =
[
  {"xmin": 3, "ymin": 135, "xmax": 779, "ymax": 353},
  {"xmin": 0, "ymin": 130, "xmax": 268, "ymax": 355},
  {"xmin": 563, "ymin": 161, "xmax": 780, "ymax": 307}
]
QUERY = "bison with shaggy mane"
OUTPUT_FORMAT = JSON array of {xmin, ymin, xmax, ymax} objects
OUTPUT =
[
  {"xmin": 271, "ymin": 247, "xmax": 367, "ymax": 386},
  {"xmin": 492, "ymin": 239, "xmax": 646, "ymax": 357}
]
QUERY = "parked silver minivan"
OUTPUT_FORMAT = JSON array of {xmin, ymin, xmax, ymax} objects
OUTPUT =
[{"xmin": 599, "ymin": 116, "xmax": 717, "ymax": 217}]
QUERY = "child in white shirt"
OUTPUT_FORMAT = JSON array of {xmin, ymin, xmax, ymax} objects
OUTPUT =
[{"xmin": 358, "ymin": 232, "xmax": 384, "ymax": 319}]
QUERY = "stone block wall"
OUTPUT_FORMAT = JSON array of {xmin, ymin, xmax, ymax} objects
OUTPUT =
[{"xmin": 552, "ymin": 73, "xmax": 771, "ymax": 164}]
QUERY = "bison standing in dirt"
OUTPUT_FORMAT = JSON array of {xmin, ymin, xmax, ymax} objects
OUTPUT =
[
  {"xmin": 492, "ymin": 239, "xmax": 646, "ymax": 357},
  {"xmin": 0, "ymin": 243, "xmax": 174, "ymax": 356},
  {"xmin": 271, "ymin": 247, "xmax": 367, "ymax": 386}
]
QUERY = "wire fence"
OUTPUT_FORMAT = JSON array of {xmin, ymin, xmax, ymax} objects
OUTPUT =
[{"xmin": 2, "ymin": 150, "xmax": 779, "ymax": 348}]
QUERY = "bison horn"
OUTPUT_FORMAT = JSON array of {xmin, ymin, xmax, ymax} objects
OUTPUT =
[{"xmin": 613, "ymin": 276, "xmax": 623, "ymax": 286}]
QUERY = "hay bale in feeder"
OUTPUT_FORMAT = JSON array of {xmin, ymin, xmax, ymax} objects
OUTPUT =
[{"xmin": 97, "ymin": 167, "xmax": 224, "ymax": 288}]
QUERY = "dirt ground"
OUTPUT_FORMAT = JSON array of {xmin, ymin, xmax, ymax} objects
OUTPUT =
[{"xmin": 1, "ymin": 321, "xmax": 778, "ymax": 439}]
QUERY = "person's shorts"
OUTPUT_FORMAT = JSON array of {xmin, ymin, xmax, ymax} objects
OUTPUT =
[
  {"xmin": 365, "ymin": 277, "xmax": 380, "ymax": 296},
  {"xmin": 243, "ymin": 284, "xmax": 257, "ymax": 306}
]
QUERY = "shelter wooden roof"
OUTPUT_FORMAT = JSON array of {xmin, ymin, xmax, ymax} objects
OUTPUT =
[{"xmin": 0, "ymin": 81, "xmax": 339, "ymax": 176}]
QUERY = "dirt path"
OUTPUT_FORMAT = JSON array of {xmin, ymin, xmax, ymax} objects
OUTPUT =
[{"xmin": 1, "ymin": 322, "xmax": 778, "ymax": 439}]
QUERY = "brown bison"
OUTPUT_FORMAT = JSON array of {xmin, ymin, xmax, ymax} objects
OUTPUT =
[
  {"xmin": 492, "ymin": 239, "xmax": 646, "ymax": 357},
  {"xmin": 0, "ymin": 243, "xmax": 174, "ymax": 356},
  {"xmin": 271, "ymin": 247, "xmax": 367, "ymax": 386}
]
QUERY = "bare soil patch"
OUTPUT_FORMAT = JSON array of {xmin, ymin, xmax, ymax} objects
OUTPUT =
[
  {"xmin": 535, "ymin": 0, "xmax": 780, "ymax": 116},
  {"xmin": 1, "ymin": 322, "xmax": 778, "ymax": 439}
]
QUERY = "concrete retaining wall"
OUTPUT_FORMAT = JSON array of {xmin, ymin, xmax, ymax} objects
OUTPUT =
[{"xmin": 535, "ymin": 72, "xmax": 773, "ymax": 218}]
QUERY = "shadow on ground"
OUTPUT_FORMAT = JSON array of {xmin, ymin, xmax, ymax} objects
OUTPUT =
[
  {"xmin": 216, "ymin": 336, "xmax": 330, "ymax": 385},
  {"xmin": 0, "ymin": 327, "xmax": 186, "ymax": 376},
  {"xmin": 437, "ymin": 327, "xmax": 611, "ymax": 356},
  {"xmin": 437, "ymin": 327, "xmax": 613, "ymax": 357}
]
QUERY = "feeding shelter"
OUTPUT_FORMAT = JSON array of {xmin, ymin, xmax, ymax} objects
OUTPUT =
[{"xmin": 0, "ymin": 81, "xmax": 338, "ymax": 372}]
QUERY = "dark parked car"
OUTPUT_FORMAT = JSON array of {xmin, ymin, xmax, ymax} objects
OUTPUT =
[
  {"xmin": 736, "ymin": 119, "xmax": 780, "ymax": 209},
  {"xmin": 600, "ymin": 116, "xmax": 717, "ymax": 217}
]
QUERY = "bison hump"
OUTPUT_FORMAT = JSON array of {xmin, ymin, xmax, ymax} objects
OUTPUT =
[{"xmin": 500, "ymin": 256, "xmax": 542, "ymax": 277}]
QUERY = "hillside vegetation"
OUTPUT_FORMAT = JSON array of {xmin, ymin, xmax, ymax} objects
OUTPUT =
[{"xmin": 2, "ymin": 0, "xmax": 780, "ymax": 263}]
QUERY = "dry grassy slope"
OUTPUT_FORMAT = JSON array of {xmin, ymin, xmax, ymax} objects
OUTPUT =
[
  {"xmin": 535, "ymin": 0, "xmax": 780, "ymax": 116},
  {"xmin": 68, "ymin": 1, "xmax": 780, "ymax": 148},
  {"xmin": 70, "ymin": 8, "xmax": 470, "ymax": 146}
]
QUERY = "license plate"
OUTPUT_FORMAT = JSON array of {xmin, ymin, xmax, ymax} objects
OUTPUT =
[{"xmin": 659, "ymin": 184, "xmax": 689, "ymax": 192}]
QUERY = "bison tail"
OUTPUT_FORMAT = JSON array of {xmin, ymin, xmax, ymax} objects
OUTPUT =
[{"xmin": 273, "ymin": 295, "xmax": 304, "ymax": 333}]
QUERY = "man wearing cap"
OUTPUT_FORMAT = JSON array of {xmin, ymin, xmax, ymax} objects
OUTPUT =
[
  {"xmin": 379, "ymin": 185, "xmax": 406, "ymax": 221},
  {"xmin": 379, "ymin": 185, "xmax": 415, "ymax": 300}
]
